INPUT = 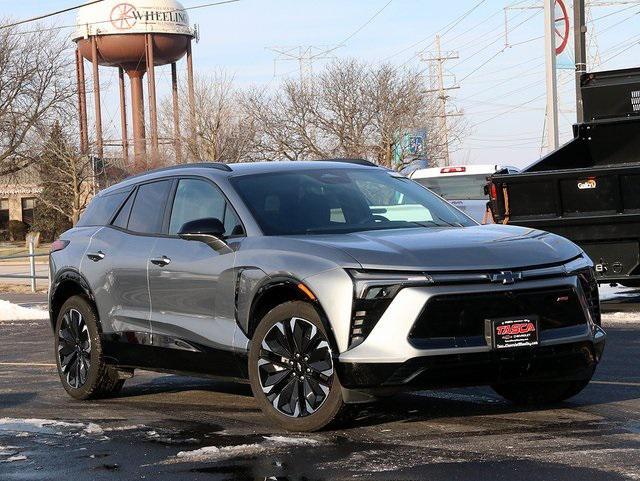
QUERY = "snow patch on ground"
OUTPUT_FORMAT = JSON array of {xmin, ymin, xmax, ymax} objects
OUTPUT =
[
  {"xmin": 263, "ymin": 436, "xmax": 320, "ymax": 445},
  {"xmin": 602, "ymin": 312, "xmax": 640, "ymax": 325},
  {"xmin": 0, "ymin": 455, "xmax": 27, "ymax": 463},
  {"xmin": 0, "ymin": 300, "xmax": 49, "ymax": 321},
  {"xmin": 0, "ymin": 418, "xmax": 104, "ymax": 437},
  {"xmin": 103, "ymin": 424, "xmax": 146, "ymax": 432},
  {"xmin": 175, "ymin": 443, "xmax": 265, "ymax": 462},
  {"xmin": 169, "ymin": 436, "xmax": 321, "ymax": 464}
]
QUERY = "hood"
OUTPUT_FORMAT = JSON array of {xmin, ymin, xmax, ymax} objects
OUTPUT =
[{"xmin": 291, "ymin": 225, "xmax": 582, "ymax": 272}]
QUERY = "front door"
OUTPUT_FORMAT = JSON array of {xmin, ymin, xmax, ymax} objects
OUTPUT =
[{"xmin": 148, "ymin": 177, "xmax": 244, "ymax": 376}]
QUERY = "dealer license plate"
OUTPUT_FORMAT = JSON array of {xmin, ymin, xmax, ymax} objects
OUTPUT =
[{"xmin": 486, "ymin": 316, "xmax": 539, "ymax": 350}]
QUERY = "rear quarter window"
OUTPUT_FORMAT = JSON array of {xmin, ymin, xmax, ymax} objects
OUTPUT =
[{"xmin": 77, "ymin": 191, "xmax": 129, "ymax": 227}]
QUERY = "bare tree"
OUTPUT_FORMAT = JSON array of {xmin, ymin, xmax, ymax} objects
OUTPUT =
[
  {"xmin": 160, "ymin": 71, "xmax": 257, "ymax": 164},
  {"xmin": 243, "ymin": 81, "xmax": 325, "ymax": 161},
  {"xmin": 241, "ymin": 60, "xmax": 466, "ymax": 168},
  {"xmin": 0, "ymin": 23, "xmax": 75, "ymax": 175},
  {"xmin": 157, "ymin": 60, "xmax": 466, "ymax": 168}
]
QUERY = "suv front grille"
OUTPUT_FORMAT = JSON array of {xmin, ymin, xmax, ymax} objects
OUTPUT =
[{"xmin": 409, "ymin": 287, "xmax": 587, "ymax": 345}]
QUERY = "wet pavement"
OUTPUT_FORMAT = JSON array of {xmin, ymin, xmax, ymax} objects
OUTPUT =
[{"xmin": 0, "ymin": 289, "xmax": 639, "ymax": 480}]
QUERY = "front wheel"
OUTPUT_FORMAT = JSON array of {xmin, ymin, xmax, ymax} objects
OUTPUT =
[
  {"xmin": 248, "ymin": 301, "xmax": 346, "ymax": 432},
  {"xmin": 492, "ymin": 378, "xmax": 591, "ymax": 406}
]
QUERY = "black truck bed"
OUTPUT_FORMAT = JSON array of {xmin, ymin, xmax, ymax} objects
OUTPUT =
[{"xmin": 489, "ymin": 68, "xmax": 640, "ymax": 284}]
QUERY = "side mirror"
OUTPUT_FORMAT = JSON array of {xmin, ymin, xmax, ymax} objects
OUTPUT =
[{"xmin": 178, "ymin": 218, "xmax": 226, "ymax": 242}]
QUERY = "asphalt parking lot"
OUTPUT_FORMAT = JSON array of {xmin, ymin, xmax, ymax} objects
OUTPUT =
[{"xmin": 1, "ymin": 290, "xmax": 639, "ymax": 480}]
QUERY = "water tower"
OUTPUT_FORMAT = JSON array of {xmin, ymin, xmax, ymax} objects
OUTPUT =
[{"xmin": 72, "ymin": 0, "xmax": 197, "ymax": 171}]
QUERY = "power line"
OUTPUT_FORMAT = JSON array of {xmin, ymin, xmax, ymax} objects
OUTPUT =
[
  {"xmin": 320, "ymin": 0, "xmax": 395, "ymax": 56},
  {"xmin": 600, "ymin": 32, "xmax": 640, "ymax": 64},
  {"xmin": 381, "ymin": 0, "xmax": 489, "ymax": 64},
  {"xmin": 0, "ymin": 0, "xmax": 104, "ymax": 30},
  {"xmin": 451, "ymin": 9, "xmax": 541, "ymax": 80}
]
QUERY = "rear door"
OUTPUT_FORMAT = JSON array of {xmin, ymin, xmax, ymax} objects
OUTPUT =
[
  {"xmin": 147, "ymin": 177, "xmax": 244, "ymax": 375},
  {"xmin": 83, "ymin": 180, "xmax": 173, "ymax": 342}
]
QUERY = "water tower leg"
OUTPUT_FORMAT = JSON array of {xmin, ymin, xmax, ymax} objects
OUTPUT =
[
  {"xmin": 187, "ymin": 41, "xmax": 197, "ymax": 154},
  {"xmin": 145, "ymin": 34, "xmax": 160, "ymax": 167},
  {"xmin": 171, "ymin": 62, "xmax": 182, "ymax": 164},
  {"xmin": 129, "ymin": 70, "xmax": 147, "ymax": 172},
  {"xmin": 118, "ymin": 68, "xmax": 129, "ymax": 165},
  {"xmin": 75, "ymin": 48, "xmax": 89, "ymax": 155},
  {"xmin": 90, "ymin": 37, "xmax": 104, "ymax": 160}
]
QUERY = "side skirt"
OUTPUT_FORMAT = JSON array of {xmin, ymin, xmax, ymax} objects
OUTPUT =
[{"xmin": 102, "ymin": 332, "xmax": 246, "ymax": 380}]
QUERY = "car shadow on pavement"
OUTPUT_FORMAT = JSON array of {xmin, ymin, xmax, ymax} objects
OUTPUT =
[
  {"xmin": 340, "ymin": 382, "xmax": 640, "ymax": 430},
  {"xmin": 115, "ymin": 374, "xmax": 253, "ymax": 399}
]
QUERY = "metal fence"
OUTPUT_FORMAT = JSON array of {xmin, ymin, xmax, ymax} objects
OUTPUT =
[{"xmin": 0, "ymin": 239, "xmax": 49, "ymax": 293}]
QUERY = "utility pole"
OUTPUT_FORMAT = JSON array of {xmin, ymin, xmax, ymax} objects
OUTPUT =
[
  {"xmin": 420, "ymin": 35, "xmax": 460, "ymax": 167},
  {"xmin": 266, "ymin": 46, "xmax": 337, "ymax": 84},
  {"xmin": 574, "ymin": 0, "xmax": 587, "ymax": 122},
  {"xmin": 544, "ymin": 0, "xmax": 560, "ymax": 151}
]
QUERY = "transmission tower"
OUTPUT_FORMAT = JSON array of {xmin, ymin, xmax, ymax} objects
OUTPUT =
[
  {"xmin": 419, "ymin": 35, "xmax": 461, "ymax": 167},
  {"xmin": 266, "ymin": 45, "xmax": 338, "ymax": 83}
]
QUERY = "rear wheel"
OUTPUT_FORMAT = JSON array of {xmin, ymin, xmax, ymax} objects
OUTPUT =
[
  {"xmin": 55, "ymin": 296, "xmax": 124, "ymax": 400},
  {"xmin": 492, "ymin": 378, "xmax": 591, "ymax": 406},
  {"xmin": 248, "ymin": 301, "xmax": 346, "ymax": 432}
]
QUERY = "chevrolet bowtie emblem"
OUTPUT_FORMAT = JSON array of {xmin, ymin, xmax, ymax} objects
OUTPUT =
[{"xmin": 490, "ymin": 271, "xmax": 522, "ymax": 285}]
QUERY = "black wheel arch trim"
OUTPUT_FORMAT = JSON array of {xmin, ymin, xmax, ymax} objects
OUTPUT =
[
  {"xmin": 237, "ymin": 272, "xmax": 340, "ymax": 355},
  {"xmin": 49, "ymin": 268, "xmax": 98, "ymax": 332}
]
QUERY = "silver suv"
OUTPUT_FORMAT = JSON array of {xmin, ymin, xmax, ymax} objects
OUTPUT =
[{"xmin": 49, "ymin": 160, "xmax": 606, "ymax": 431}]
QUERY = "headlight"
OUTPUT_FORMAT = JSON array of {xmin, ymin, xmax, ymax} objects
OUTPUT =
[
  {"xmin": 348, "ymin": 270, "xmax": 433, "ymax": 300},
  {"xmin": 346, "ymin": 270, "xmax": 433, "ymax": 348}
]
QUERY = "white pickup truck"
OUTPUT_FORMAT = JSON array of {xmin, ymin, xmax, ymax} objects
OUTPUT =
[{"xmin": 410, "ymin": 165, "xmax": 519, "ymax": 223}]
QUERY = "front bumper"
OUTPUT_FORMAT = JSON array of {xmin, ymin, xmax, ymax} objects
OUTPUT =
[
  {"xmin": 338, "ymin": 333, "xmax": 605, "ymax": 389},
  {"xmin": 337, "ymin": 276, "xmax": 605, "ymax": 389}
]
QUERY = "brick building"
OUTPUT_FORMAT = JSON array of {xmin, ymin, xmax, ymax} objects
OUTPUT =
[{"xmin": 0, "ymin": 166, "xmax": 42, "ymax": 231}]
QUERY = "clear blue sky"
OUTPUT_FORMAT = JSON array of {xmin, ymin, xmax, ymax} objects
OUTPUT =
[{"xmin": 4, "ymin": 0, "xmax": 640, "ymax": 167}]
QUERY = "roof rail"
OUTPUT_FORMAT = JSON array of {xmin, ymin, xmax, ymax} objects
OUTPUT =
[
  {"xmin": 121, "ymin": 162, "xmax": 233, "ymax": 182},
  {"xmin": 320, "ymin": 158, "xmax": 378, "ymax": 167},
  {"xmin": 154, "ymin": 162, "xmax": 233, "ymax": 173}
]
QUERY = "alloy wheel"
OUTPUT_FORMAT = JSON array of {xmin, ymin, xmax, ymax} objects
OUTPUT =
[
  {"xmin": 258, "ymin": 317, "xmax": 334, "ymax": 418},
  {"xmin": 58, "ymin": 309, "xmax": 92, "ymax": 389}
]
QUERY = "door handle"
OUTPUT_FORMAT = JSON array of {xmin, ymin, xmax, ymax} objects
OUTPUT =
[
  {"xmin": 87, "ymin": 251, "xmax": 105, "ymax": 262},
  {"xmin": 150, "ymin": 256, "xmax": 171, "ymax": 267}
]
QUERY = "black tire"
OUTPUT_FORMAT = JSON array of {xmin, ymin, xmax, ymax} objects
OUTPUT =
[
  {"xmin": 492, "ymin": 378, "xmax": 591, "ymax": 406},
  {"xmin": 248, "ymin": 301, "xmax": 346, "ymax": 432},
  {"xmin": 54, "ymin": 296, "xmax": 124, "ymax": 400}
]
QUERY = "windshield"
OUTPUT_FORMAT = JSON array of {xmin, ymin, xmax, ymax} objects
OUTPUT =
[
  {"xmin": 231, "ymin": 169, "xmax": 475, "ymax": 235},
  {"xmin": 415, "ymin": 174, "xmax": 489, "ymax": 201}
]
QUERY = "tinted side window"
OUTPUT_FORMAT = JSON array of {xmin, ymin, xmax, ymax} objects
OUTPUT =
[
  {"xmin": 169, "ymin": 179, "xmax": 243, "ymax": 237},
  {"xmin": 77, "ymin": 191, "xmax": 128, "ymax": 227},
  {"xmin": 111, "ymin": 191, "xmax": 135, "ymax": 229},
  {"xmin": 128, "ymin": 181, "xmax": 172, "ymax": 234}
]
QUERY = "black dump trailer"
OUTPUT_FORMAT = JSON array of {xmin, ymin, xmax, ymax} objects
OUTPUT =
[{"xmin": 489, "ymin": 67, "xmax": 640, "ymax": 286}]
